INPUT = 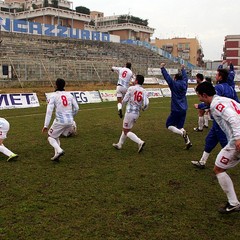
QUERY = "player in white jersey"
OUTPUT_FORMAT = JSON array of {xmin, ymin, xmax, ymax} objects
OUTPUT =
[
  {"xmin": 42, "ymin": 78, "xmax": 79, "ymax": 162},
  {"xmin": 0, "ymin": 117, "xmax": 18, "ymax": 161},
  {"xmin": 112, "ymin": 74, "xmax": 149, "ymax": 153},
  {"xmin": 196, "ymin": 81, "xmax": 240, "ymax": 213},
  {"xmin": 111, "ymin": 62, "xmax": 133, "ymax": 118},
  {"xmin": 61, "ymin": 120, "xmax": 77, "ymax": 137}
]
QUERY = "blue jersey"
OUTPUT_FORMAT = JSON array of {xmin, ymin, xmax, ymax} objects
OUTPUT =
[
  {"xmin": 218, "ymin": 63, "xmax": 235, "ymax": 89},
  {"xmin": 161, "ymin": 67, "xmax": 188, "ymax": 112},
  {"xmin": 198, "ymin": 81, "xmax": 238, "ymax": 110}
]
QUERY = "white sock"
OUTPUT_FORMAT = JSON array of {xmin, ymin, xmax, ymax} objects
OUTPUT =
[
  {"xmin": 48, "ymin": 137, "xmax": 63, "ymax": 154},
  {"xmin": 118, "ymin": 131, "xmax": 127, "ymax": 146},
  {"xmin": 207, "ymin": 112, "xmax": 212, "ymax": 120},
  {"xmin": 199, "ymin": 151, "xmax": 210, "ymax": 164},
  {"xmin": 127, "ymin": 131, "xmax": 142, "ymax": 144},
  {"xmin": 117, "ymin": 103, "xmax": 122, "ymax": 111},
  {"xmin": 217, "ymin": 172, "xmax": 240, "ymax": 206},
  {"xmin": 168, "ymin": 126, "xmax": 182, "ymax": 135},
  {"xmin": 0, "ymin": 144, "xmax": 14, "ymax": 157},
  {"xmin": 204, "ymin": 114, "xmax": 209, "ymax": 127},
  {"xmin": 54, "ymin": 138, "xmax": 61, "ymax": 155},
  {"xmin": 198, "ymin": 116, "xmax": 204, "ymax": 130}
]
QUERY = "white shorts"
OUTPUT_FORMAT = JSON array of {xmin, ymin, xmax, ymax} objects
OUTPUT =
[
  {"xmin": 0, "ymin": 118, "xmax": 10, "ymax": 139},
  {"xmin": 123, "ymin": 112, "xmax": 139, "ymax": 129},
  {"xmin": 116, "ymin": 85, "xmax": 127, "ymax": 98},
  {"xmin": 215, "ymin": 144, "xmax": 240, "ymax": 170},
  {"xmin": 61, "ymin": 121, "xmax": 77, "ymax": 137},
  {"xmin": 48, "ymin": 119, "xmax": 74, "ymax": 139}
]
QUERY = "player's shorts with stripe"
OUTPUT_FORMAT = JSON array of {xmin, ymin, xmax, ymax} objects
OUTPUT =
[
  {"xmin": 48, "ymin": 119, "xmax": 74, "ymax": 138},
  {"xmin": 123, "ymin": 112, "xmax": 139, "ymax": 129},
  {"xmin": 215, "ymin": 143, "xmax": 240, "ymax": 169},
  {"xmin": 0, "ymin": 118, "xmax": 10, "ymax": 140}
]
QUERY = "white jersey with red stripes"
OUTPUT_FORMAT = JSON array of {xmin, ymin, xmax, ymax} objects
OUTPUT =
[
  {"xmin": 44, "ymin": 91, "xmax": 79, "ymax": 128},
  {"xmin": 210, "ymin": 95, "xmax": 240, "ymax": 145},
  {"xmin": 122, "ymin": 84, "xmax": 149, "ymax": 114},
  {"xmin": 112, "ymin": 66, "xmax": 133, "ymax": 89}
]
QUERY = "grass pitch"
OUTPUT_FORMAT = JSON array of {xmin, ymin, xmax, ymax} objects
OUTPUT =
[{"xmin": 1, "ymin": 96, "xmax": 240, "ymax": 240}]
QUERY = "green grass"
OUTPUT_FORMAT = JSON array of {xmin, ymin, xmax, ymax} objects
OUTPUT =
[{"xmin": 1, "ymin": 96, "xmax": 240, "ymax": 240}]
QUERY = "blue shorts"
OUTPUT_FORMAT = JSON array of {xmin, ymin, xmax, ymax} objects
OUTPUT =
[
  {"xmin": 166, "ymin": 111, "xmax": 186, "ymax": 129},
  {"xmin": 204, "ymin": 121, "xmax": 227, "ymax": 153}
]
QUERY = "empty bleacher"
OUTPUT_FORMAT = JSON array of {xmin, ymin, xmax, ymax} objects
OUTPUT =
[{"xmin": 0, "ymin": 31, "xmax": 181, "ymax": 86}]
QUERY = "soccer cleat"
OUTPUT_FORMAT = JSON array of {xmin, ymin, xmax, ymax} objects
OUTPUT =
[
  {"xmin": 7, "ymin": 153, "xmax": 19, "ymax": 162},
  {"xmin": 182, "ymin": 130, "xmax": 189, "ymax": 144},
  {"xmin": 218, "ymin": 202, "xmax": 240, "ymax": 214},
  {"xmin": 185, "ymin": 142, "xmax": 193, "ymax": 150},
  {"xmin": 51, "ymin": 150, "xmax": 65, "ymax": 162},
  {"xmin": 118, "ymin": 109, "xmax": 123, "ymax": 118},
  {"xmin": 193, "ymin": 127, "xmax": 203, "ymax": 132},
  {"xmin": 112, "ymin": 143, "xmax": 122, "ymax": 150},
  {"xmin": 138, "ymin": 141, "xmax": 145, "ymax": 153},
  {"xmin": 191, "ymin": 160, "xmax": 205, "ymax": 169},
  {"xmin": 203, "ymin": 125, "xmax": 208, "ymax": 129}
]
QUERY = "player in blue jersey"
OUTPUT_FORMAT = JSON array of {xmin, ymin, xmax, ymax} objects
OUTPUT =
[
  {"xmin": 192, "ymin": 65, "xmax": 239, "ymax": 168},
  {"xmin": 160, "ymin": 63, "xmax": 192, "ymax": 149}
]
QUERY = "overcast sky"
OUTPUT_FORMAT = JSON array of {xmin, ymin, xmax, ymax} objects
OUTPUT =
[{"xmin": 71, "ymin": 0, "xmax": 240, "ymax": 61}]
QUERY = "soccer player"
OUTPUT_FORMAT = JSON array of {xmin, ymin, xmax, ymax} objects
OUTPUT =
[
  {"xmin": 193, "ymin": 73, "xmax": 210, "ymax": 132},
  {"xmin": 192, "ymin": 67, "xmax": 238, "ymax": 169},
  {"xmin": 160, "ymin": 63, "xmax": 192, "ymax": 149},
  {"xmin": 112, "ymin": 74, "xmax": 149, "ymax": 153},
  {"xmin": 111, "ymin": 62, "xmax": 133, "ymax": 118},
  {"xmin": 0, "ymin": 118, "xmax": 18, "ymax": 161},
  {"xmin": 61, "ymin": 120, "xmax": 77, "ymax": 137},
  {"xmin": 195, "ymin": 81, "xmax": 240, "ymax": 213},
  {"xmin": 42, "ymin": 78, "xmax": 79, "ymax": 162}
]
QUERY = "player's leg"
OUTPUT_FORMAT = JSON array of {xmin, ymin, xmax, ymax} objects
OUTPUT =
[
  {"xmin": 214, "ymin": 147, "xmax": 240, "ymax": 213},
  {"xmin": 194, "ymin": 109, "xmax": 205, "ymax": 132},
  {"xmin": 166, "ymin": 112, "xmax": 183, "ymax": 135},
  {"xmin": 203, "ymin": 110, "xmax": 209, "ymax": 128},
  {"xmin": 124, "ymin": 113, "xmax": 144, "ymax": 152},
  {"xmin": 191, "ymin": 126, "xmax": 217, "ymax": 168},
  {"xmin": 112, "ymin": 112, "xmax": 129, "ymax": 149},
  {"xmin": 116, "ymin": 86, "xmax": 124, "ymax": 118},
  {"xmin": 48, "ymin": 121, "xmax": 65, "ymax": 161},
  {"xmin": 0, "ymin": 119, "xmax": 18, "ymax": 161}
]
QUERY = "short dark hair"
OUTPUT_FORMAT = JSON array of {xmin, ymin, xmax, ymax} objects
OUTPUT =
[
  {"xmin": 217, "ymin": 68, "xmax": 228, "ymax": 82},
  {"xmin": 205, "ymin": 77, "xmax": 212, "ymax": 83},
  {"xmin": 136, "ymin": 74, "xmax": 144, "ymax": 85},
  {"xmin": 195, "ymin": 81, "xmax": 216, "ymax": 96},
  {"xmin": 174, "ymin": 73, "xmax": 182, "ymax": 80},
  {"xmin": 126, "ymin": 62, "xmax": 131, "ymax": 69},
  {"xmin": 56, "ymin": 78, "xmax": 65, "ymax": 91},
  {"xmin": 196, "ymin": 73, "xmax": 204, "ymax": 81}
]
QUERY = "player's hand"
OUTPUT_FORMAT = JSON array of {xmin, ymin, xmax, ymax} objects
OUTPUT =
[
  {"xmin": 160, "ymin": 63, "xmax": 165, "ymax": 68},
  {"xmin": 42, "ymin": 127, "xmax": 48, "ymax": 133},
  {"xmin": 194, "ymin": 104, "xmax": 199, "ymax": 109},
  {"xmin": 235, "ymin": 139, "xmax": 240, "ymax": 152}
]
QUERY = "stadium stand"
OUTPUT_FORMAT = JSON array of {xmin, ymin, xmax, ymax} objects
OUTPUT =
[{"xmin": 0, "ymin": 31, "xmax": 181, "ymax": 86}]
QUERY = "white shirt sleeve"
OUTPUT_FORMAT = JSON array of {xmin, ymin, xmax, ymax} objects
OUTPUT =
[{"xmin": 44, "ymin": 96, "xmax": 55, "ymax": 128}]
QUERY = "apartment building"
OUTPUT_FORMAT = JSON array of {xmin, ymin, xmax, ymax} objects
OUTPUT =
[
  {"xmin": 223, "ymin": 35, "xmax": 240, "ymax": 70},
  {"xmin": 152, "ymin": 37, "xmax": 204, "ymax": 67},
  {"xmin": 0, "ymin": 0, "xmax": 154, "ymax": 42}
]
